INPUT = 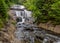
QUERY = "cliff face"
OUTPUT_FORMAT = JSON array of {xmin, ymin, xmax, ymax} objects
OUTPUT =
[
  {"xmin": 39, "ymin": 23, "xmax": 60, "ymax": 34},
  {"xmin": 0, "ymin": 10, "xmax": 16, "ymax": 43}
]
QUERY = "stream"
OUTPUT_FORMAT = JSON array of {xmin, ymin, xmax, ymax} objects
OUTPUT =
[{"xmin": 11, "ymin": 5, "xmax": 60, "ymax": 43}]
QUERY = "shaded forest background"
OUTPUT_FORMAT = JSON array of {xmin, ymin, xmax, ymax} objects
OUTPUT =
[{"xmin": 0, "ymin": 0, "xmax": 60, "ymax": 28}]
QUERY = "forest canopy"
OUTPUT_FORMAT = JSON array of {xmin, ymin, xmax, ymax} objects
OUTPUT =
[
  {"xmin": 0, "ymin": 0, "xmax": 8, "ymax": 28},
  {"xmin": 0, "ymin": 0, "xmax": 12, "ymax": 28},
  {"xmin": 23, "ymin": 0, "xmax": 60, "ymax": 25}
]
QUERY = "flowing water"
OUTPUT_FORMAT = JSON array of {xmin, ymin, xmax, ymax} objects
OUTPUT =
[{"xmin": 13, "ymin": 5, "xmax": 60, "ymax": 43}]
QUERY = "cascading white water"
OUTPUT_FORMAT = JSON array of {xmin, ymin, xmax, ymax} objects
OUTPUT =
[
  {"xmin": 43, "ymin": 38, "xmax": 49, "ymax": 43},
  {"xmin": 13, "ymin": 5, "xmax": 60, "ymax": 43},
  {"xmin": 15, "ymin": 27, "xmax": 25, "ymax": 40},
  {"xmin": 23, "ymin": 31, "xmax": 35, "ymax": 43}
]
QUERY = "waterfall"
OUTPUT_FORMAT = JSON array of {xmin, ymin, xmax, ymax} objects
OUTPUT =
[{"xmin": 12, "ymin": 5, "xmax": 60, "ymax": 43}]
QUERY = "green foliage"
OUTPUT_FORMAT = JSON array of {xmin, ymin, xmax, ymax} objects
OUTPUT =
[
  {"xmin": 0, "ymin": 19, "xmax": 4, "ymax": 28},
  {"xmin": 24, "ymin": 0, "xmax": 60, "ymax": 25},
  {"xmin": 0, "ymin": 0, "xmax": 9, "ymax": 28},
  {"xmin": 18, "ymin": 0, "xmax": 26, "ymax": 4},
  {"xmin": 8, "ymin": 0, "xmax": 25, "ymax": 4}
]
